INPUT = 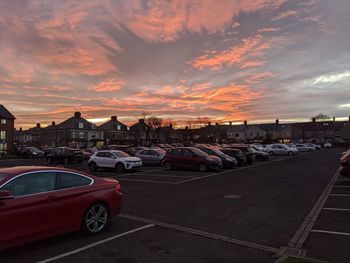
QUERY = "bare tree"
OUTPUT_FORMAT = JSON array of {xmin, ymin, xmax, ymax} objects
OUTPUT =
[{"xmin": 311, "ymin": 113, "xmax": 330, "ymax": 121}]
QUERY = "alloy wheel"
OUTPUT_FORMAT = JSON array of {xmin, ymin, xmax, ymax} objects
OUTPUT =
[{"xmin": 85, "ymin": 204, "xmax": 108, "ymax": 233}]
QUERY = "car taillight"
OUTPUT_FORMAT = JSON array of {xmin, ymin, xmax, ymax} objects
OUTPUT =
[{"xmin": 115, "ymin": 183, "xmax": 122, "ymax": 193}]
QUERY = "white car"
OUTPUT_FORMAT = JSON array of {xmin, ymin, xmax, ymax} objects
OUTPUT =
[
  {"xmin": 268, "ymin": 144, "xmax": 298, "ymax": 156},
  {"xmin": 88, "ymin": 150, "xmax": 142, "ymax": 173},
  {"xmin": 324, "ymin": 142, "xmax": 333, "ymax": 148},
  {"xmin": 295, "ymin": 144, "xmax": 315, "ymax": 152}
]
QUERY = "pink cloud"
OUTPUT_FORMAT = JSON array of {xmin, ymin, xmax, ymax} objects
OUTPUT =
[{"xmin": 89, "ymin": 79, "xmax": 126, "ymax": 92}]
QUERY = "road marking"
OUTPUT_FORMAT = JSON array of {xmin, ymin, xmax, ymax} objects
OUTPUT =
[
  {"xmin": 323, "ymin": 207, "xmax": 350, "ymax": 211},
  {"xmin": 329, "ymin": 194, "xmax": 350, "ymax": 197},
  {"xmin": 116, "ymin": 178, "xmax": 179, "ymax": 184},
  {"xmin": 288, "ymin": 169, "xmax": 339, "ymax": 249},
  {"xmin": 125, "ymin": 173, "xmax": 196, "ymax": 179},
  {"xmin": 36, "ymin": 224, "xmax": 154, "ymax": 263},
  {"xmin": 311, "ymin": 229, "xmax": 350, "ymax": 237},
  {"xmin": 119, "ymin": 213, "xmax": 280, "ymax": 254}
]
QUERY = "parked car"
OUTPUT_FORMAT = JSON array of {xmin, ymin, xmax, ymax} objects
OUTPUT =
[
  {"xmin": 220, "ymin": 148, "xmax": 247, "ymax": 166},
  {"xmin": 230, "ymin": 144, "xmax": 256, "ymax": 164},
  {"xmin": 42, "ymin": 147, "xmax": 54, "ymax": 156},
  {"xmin": 340, "ymin": 152, "xmax": 350, "ymax": 177},
  {"xmin": 46, "ymin": 147, "xmax": 84, "ymax": 164},
  {"xmin": 88, "ymin": 150, "xmax": 142, "ymax": 173},
  {"xmin": 171, "ymin": 143, "xmax": 184, "ymax": 147},
  {"xmin": 135, "ymin": 149, "xmax": 166, "ymax": 166},
  {"xmin": 324, "ymin": 142, "xmax": 333, "ymax": 148},
  {"xmin": 100, "ymin": 145, "xmax": 131, "ymax": 153},
  {"xmin": 162, "ymin": 147, "xmax": 222, "ymax": 172},
  {"xmin": 306, "ymin": 143, "xmax": 321, "ymax": 150},
  {"xmin": 25, "ymin": 147, "xmax": 44, "ymax": 158},
  {"xmin": 196, "ymin": 146, "xmax": 237, "ymax": 168},
  {"xmin": 295, "ymin": 144, "xmax": 315, "ymax": 152},
  {"xmin": 80, "ymin": 149, "xmax": 93, "ymax": 160},
  {"xmin": 267, "ymin": 144, "xmax": 298, "ymax": 156},
  {"xmin": 0, "ymin": 166, "xmax": 122, "ymax": 250},
  {"xmin": 128, "ymin": 147, "xmax": 148, "ymax": 156},
  {"xmin": 250, "ymin": 147, "xmax": 271, "ymax": 161}
]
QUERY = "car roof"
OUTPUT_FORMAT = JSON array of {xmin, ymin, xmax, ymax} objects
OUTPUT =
[{"xmin": 0, "ymin": 166, "xmax": 84, "ymax": 176}]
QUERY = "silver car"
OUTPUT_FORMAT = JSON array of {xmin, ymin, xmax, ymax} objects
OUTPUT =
[{"xmin": 135, "ymin": 149, "xmax": 166, "ymax": 166}]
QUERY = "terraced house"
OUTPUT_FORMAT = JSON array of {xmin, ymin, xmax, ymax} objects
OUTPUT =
[{"xmin": 0, "ymin": 105, "xmax": 15, "ymax": 152}]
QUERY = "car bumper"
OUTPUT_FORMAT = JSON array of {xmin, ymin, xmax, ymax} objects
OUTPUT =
[{"xmin": 125, "ymin": 162, "xmax": 142, "ymax": 170}]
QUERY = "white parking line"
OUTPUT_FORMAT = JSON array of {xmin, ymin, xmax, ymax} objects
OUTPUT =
[
  {"xmin": 36, "ymin": 224, "xmax": 154, "ymax": 263},
  {"xmin": 311, "ymin": 229, "xmax": 350, "ymax": 237},
  {"xmin": 116, "ymin": 178, "xmax": 179, "ymax": 184},
  {"xmin": 323, "ymin": 207, "xmax": 350, "ymax": 212},
  {"xmin": 329, "ymin": 194, "xmax": 350, "ymax": 197}
]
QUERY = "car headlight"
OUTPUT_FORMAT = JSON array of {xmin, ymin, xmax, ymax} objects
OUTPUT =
[{"xmin": 33, "ymin": 152, "xmax": 37, "ymax": 155}]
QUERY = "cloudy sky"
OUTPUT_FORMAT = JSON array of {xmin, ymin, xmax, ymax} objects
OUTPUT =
[{"xmin": 0, "ymin": 0, "xmax": 349, "ymax": 128}]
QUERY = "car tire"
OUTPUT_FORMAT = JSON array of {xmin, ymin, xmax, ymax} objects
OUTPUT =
[
  {"xmin": 116, "ymin": 163, "xmax": 125, "ymax": 173},
  {"xmin": 163, "ymin": 161, "xmax": 172, "ymax": 171},
  {"xmin": 64, "ymin": 157, "xmax": 69, "ymax": 165},
  {"xmin": 288, "ymin": 151, "xmax": 293, "ymax": 156},
  {"xmin": 269, "ymin": 151, "xmax": 274, "ymax": 155},
  {"xmin": 198, "ymin": 163, "xmax": 208, "ymax": 172},
  {"xmin": 89, "ymin": 162, "xmax": 98, "ymax": 172},
  {"xmin": 82, "ymin": 202, "xmax": 108, "ymax": 235}
]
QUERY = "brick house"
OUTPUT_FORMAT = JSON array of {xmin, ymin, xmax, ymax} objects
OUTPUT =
[
  {"xmin": 0, "ymin": 105, "xmax": 15, "ymax": 152},
  {"xmin": 99, "ymin": 116, "xmax": 132, "ymax": 145}
]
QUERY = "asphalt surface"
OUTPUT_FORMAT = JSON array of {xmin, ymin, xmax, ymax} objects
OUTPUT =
[{"xmin": 0, "ymin": 148, "xmax": 345, "ymax": 263}]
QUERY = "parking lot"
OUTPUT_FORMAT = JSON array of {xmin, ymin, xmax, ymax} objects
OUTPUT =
[{"xmin": 0, "ymin": 148, "xmax": 346, "ymax": 263}]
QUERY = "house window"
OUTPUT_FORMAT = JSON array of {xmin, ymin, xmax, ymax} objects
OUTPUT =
[
  {"xmin": 117, "ymin": 125, "xmax": 121, "ymax": 131},
  {"xmin": 0, "ymin": 119, "xmax": 6, "ymax": 124},
  {"xmin": 78, "ymin": 123, "xmax": 84, "ymax": 129},
  {"xmin": 0, "ymin": 143, "xmax": 7, "ymax": 151},
  {"xmin": 0, "ymin": 131, "xmax": 6, "ymax": 140},
  {"xmin": 79, "ymin": 132, "xmax": 84, "ymax": 138}
]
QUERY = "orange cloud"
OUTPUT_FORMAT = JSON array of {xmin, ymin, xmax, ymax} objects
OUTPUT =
[
  {"xmin": 90, "ymin": 79, "xmax": 126, "ymax": 92},
  {"xmin": 190, "ymin": 35, "xmax": 272, "ymax": 70}
]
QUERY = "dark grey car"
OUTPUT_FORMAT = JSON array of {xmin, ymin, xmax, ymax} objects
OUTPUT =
[{"xmin": 135, "ymin": 149, "xmax": 166, "ymax": 166}]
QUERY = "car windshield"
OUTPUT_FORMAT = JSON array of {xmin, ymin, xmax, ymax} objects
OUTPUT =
[
  {"xmin": 191, "ymin": 148, "xmax": 209, "ymax": 157},
  {"xmin": 113, "ymin": 151, "xmax": 130, "ymax": 157},
  {"xmin": 210, "ymin": 147, "xmax": 225, "ymax": 156},
  {"xmin": 27, "ymin": 147, "xmax": 41, "ymax": 153}
]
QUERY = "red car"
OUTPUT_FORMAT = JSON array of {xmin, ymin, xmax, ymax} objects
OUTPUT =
[
  {"xmin": 0, "ymin": 166, "xmax": 122, "ymax": 250},
  {"xmin": 340, "ymin": 152, "xmax": 350, "ymax": 177}
]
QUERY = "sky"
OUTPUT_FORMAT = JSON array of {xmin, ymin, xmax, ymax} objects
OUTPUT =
[{"xmin": 0, "ymin": 0, "xmax": 349, "ymax": 128}]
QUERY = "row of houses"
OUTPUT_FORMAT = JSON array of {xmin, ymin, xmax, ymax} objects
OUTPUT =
[{"xmin": 1, "ymin": 104, "xmax": 350, "ymax": 152}]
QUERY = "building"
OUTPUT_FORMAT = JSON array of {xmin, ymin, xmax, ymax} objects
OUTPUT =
[
  {"xmin": 130, "ymin": 119, "xmax": 151, "ymax": 146},
  {"xmin": 0, "ymin": 105, "xmax": 15, "ymax": 152},
  {"xmin": 41, "ymin": 112, "xmax": 104, "ymax": 148},
  {"xmin": 99, "ymin": 116, "xmax": 131, "ymax": 145},
  {"xmin": 292, "ymin": 118, "xmax": 350, "ymax": 143},
  {"xmin": 260, "ymin": 120, "xmax": 292, "ymax": 143}
]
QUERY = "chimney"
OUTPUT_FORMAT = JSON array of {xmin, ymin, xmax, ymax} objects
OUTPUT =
[
  {"xmin": 215, "ymin": 122, "xmax": 219, "ymax": 126},
  {"xmin": 229, "ymin": 121, "xmax": 232, "ymax": 126},
  {"xmin": 111, "ymin": 116, "xmax": 117, "ymax": 121},
  {"xmin": 312, "ymin": 118, "xmax": 316, "ymax": 123},
  {"xmin": 349, "ymin": 116, "xmax": 350, "ymax": 122},
  {"xmin": 52, "ymin": 121, "xmax": 56, "ymax": 126},
  {"xmin": 244, "ymin": 120, "xmax": 247, "ymax": 126},
  {"xmin": 333, "ymin": 117, "xmax": 336, "ymax": 122},
  {"xmin": 19, "ymin": 127, "xmax": 22, "ymax": 132},
  {"xmin": 208, "ymin": 122, "xmax": 211, "ymax": 126},
  {"xmin": 139, "ymin": 119, "xmax": 145, "ymax": 123},
  {"xmin": 169, "ymin": 123, "xmax": 173, "ymax": 129},
  {"xmin": 74, "ymin": 112, "xmax": 81, "ymax": 118},
  {"xmin": 276, "ymin": 119, "xmax": 279, "ymax": 124},
  {"xmin": 36, "ymin": 123, "xmax": 41, "ymax": 128}
]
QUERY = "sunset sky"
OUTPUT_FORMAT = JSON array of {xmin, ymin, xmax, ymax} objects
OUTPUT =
[{"xmin": 0, "ymin": 0, "xmax": 349, "ymax": 128}]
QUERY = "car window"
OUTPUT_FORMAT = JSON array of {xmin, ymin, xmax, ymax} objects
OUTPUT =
[
  {"xmin": 191, "ymin": 148, "xmax": 208, "ymax": 157},
  {"xmin": 113, "ymin": 151, "xmax": 130, "ymax": 157},
  {"xmin": 56, "ymin": 172, "xmax": 92, "ymax": 189},
  {"xmin": 182, "ymin": 149, "xmax": 194, "ymax": 157},
  {"xmin": 1, "ymin": 172, "xmax": 56, "ymax": 197},
  {"xmin": 0, "ymin": 173, "xmax": 8, "ymax": 184},
  {"xmin": 96, "ymin": 152, "xmax": 105, "ymax": 157},
  {"xmin": 105, "ymin": 152, "xmax": 114, "ymax": 158},
  {"xmin": 170, "ymin": 149, "xmax": 182, "ymax": 156}
]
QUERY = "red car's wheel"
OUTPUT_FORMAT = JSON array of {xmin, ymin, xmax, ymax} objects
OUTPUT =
[
  {"xmin": 82, "ymin": 202, "xmax": 108, "ymax": 234},
  {"xmin": 198, "ymin": 163, "xmax": 208, "ymax": 172}
]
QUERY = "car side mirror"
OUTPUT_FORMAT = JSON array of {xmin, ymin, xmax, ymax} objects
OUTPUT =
[{"xmin": 0, "ymin": 190, "xmax": 14, "ymax": 200}]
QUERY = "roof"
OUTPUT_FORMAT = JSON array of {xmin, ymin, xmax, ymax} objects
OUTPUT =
[
  {"xmin": 99, "ymin": 118, "xmax": 127, "ymax": 131},
  {"xmin": 0, "ymin": 166, "xmax": 79, "ymax": 177},
  {"xmin": 0, "ymin": 105, "xmax": 15, "ymax": 119},
  {"xmin": 47, "ymin": 114, "xmax": 95, "ymax": 130}
]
